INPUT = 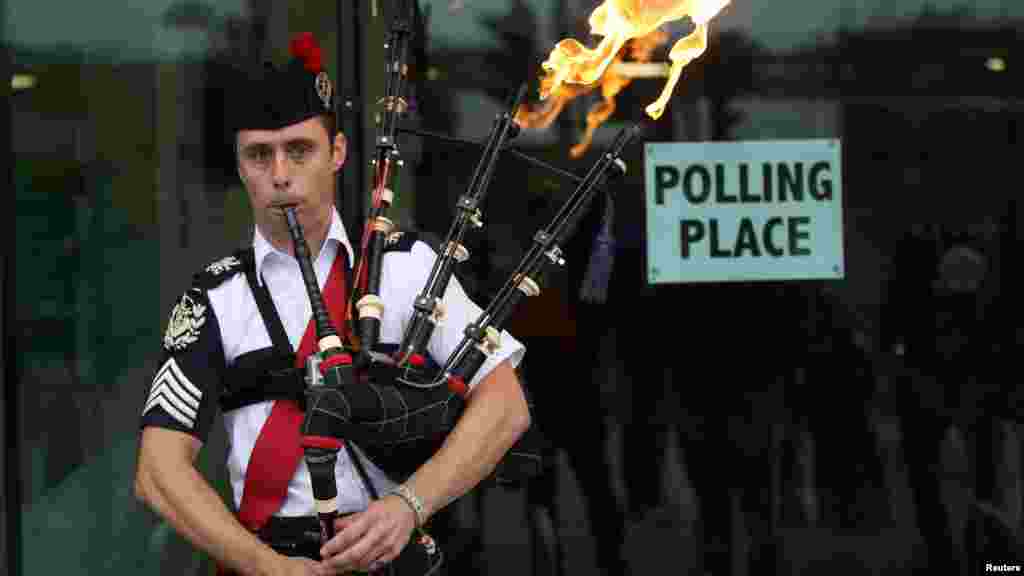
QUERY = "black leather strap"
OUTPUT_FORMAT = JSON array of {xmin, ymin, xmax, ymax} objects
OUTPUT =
[
  {"xmin": 221, "ymin": 347, "xmax": 303, "ymax": 412},
  {"xmin": 241, "ymin": 248, "xmax": 294, "ymax": 359}
]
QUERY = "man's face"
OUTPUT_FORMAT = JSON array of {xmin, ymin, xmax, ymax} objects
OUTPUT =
[{"xmin": 236, "ymin": 116, "xmax": 346, "ymax": 243}]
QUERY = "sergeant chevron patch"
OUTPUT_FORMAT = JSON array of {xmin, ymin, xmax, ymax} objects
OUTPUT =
[{"xmin": 143, "ymin": 358, "xmax": 201, "ymax": 429}]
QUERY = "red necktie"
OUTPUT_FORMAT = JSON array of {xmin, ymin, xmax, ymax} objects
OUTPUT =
[{"xmin": 237, "ymin": 249, "xmax": 348, "ymax": 532}]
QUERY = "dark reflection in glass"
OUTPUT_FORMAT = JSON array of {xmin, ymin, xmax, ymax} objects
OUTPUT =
[
  {"xmin": 418, "ymin": 2, "xmax": 1022, "ymax": 574},
  {"xmin": 6, "ymin": 2, "xmax": 281, "ymax": 574}
]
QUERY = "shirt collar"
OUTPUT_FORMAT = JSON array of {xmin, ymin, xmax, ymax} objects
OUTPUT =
[{"xmin": 252, "ymin": 207, "xmax": 355, "ymax": 285}]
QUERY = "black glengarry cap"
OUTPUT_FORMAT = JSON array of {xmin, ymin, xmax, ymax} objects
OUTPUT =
[{"xmin": 231, "ymin": 32, "xmax": 334, "ymax": 133}]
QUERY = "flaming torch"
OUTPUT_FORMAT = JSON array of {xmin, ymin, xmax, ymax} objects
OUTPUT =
[{"xmin": 517, "ymin": 0, "xmax": 732, "ymax": 156}]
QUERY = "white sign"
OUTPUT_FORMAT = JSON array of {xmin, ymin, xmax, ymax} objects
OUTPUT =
[{"xmin": 645, "ymin": 139, "xmax": 844, "ymax": 284}]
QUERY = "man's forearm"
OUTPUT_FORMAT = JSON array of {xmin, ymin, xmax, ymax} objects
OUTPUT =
[
  {"xmin": 136, "ymin": 433, "xmax": 280, "ymax": 576},
  {"xmin": 403, "ymin": 360, "xmax": 530, "ymax": 520}
]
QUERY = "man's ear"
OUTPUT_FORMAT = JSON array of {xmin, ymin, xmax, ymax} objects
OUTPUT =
[{"xmin": 332, "ymin": 132, "xmax": 347, "ymax": 172}]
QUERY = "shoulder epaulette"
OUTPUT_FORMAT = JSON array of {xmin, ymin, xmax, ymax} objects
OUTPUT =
[
  {"xmin": 381, "ymin": 230, "xmax": 484, "ymax": 297},
  {"xmin": 192, "ymin": 248, "xmax": 250, "ymax": 290},
  {"xmin": 382, "ymin": 230, "xmax": 420, "ymax": 253}
]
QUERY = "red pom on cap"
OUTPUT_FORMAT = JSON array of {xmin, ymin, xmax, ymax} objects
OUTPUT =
[
  {"xmin": 289, "ymin": 32, "xmax": 315, "ymax": 58},
  {"xmin": 408, "ymin": 353, "xmax": 426, "ymax": 367},
  {"xmin": 289, "ymin": 32, "xmax": 323, "ymax": 73},
  {"xmin": 305, "ymin": 46, "xmax": 323, "ymax": 73}
]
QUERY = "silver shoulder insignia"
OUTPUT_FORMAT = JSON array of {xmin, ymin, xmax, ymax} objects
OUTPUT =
[
  {"xmin": 163, "ymin": 291, "xmax": 207, "ymax": 352},
  {"xmin": 205, "ymin": 255, "xmax": 241, "ymax": 276}
]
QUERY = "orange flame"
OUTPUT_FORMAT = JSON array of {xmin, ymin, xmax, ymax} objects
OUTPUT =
[
  {"xmin": 517, "ymin": 32, "xmax": 668, "ymax": 158},
  {"xmin": 517, "ymin": 0, "xmax": 731, "ymax": 157}
]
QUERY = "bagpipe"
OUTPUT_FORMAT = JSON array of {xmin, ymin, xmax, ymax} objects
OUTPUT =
[{"xmin": 287, "ymin": 0, "xmax": 641, "ymax": 549}]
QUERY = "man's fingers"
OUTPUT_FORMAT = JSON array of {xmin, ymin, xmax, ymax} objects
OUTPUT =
[
  {"xmin": 319, "ymin": 502, "xmax": 413, "ymax": 572},
  {"xmin": 366, "ymin": 551, "xmax": 389, "ymax": 574},
  {"xmin": 320, "ymin": 515, "xmax": 367, "ymax": 557},
  {"xmin": 366, "ymin": 527, "xmax": 410, "ymax": 573},
  {"xmin": 280, "ymin": 556, "xmax": 326, "ymax": 576},
  {"xmin": 332, "ymin": 514, "xmax": 356, "ymax": 533},
  {"xmin": 369, "ymin": 540, "xmax": 402, "ymax": 570},
  {"xmin": 301, "ymin": 557, "xmax": 328, "ymax": 576},
  {"xmin": 323, "ymin": 524, "xmax": 386, "ymax": 572},
  {"xmin": 362, "ymin": 542, "xmax": 397, "ymax": 574}
]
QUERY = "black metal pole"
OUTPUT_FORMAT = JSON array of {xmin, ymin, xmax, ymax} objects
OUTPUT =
[
  {"xmin": 337, "ymin": 0, "xmax": 368, "ymax": 248},
  {"xmin": 3, "ymin": 38, "xmax": 23, "ymax": 576}
]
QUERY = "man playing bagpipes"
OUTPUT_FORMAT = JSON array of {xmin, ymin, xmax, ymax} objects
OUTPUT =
[{"xmin": 134, "ymin": 32, "xmax": 530, "ymax": 576}]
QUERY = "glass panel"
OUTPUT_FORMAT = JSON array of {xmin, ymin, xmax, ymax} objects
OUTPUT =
[{"xmin": 6, "ymin": 1, "xmax": 331, "ymax": 574}]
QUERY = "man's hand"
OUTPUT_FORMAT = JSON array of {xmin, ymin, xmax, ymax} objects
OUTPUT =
[
  {"xmin": 319, "ymin": 495, "xmax": 417, "ymax": 574},
  {"xmin": 274, "ymin": 555, "xmax": 327, "ymax": 576}
]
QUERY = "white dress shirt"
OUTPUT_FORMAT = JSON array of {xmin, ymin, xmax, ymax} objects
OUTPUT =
[{"xmin": 206, "ymin": 208, "xmax": 525, "ymax": 516}]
